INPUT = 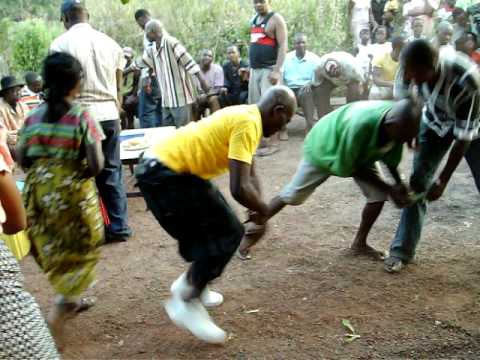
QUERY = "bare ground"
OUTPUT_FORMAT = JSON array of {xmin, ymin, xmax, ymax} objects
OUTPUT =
[{"xmin": 20, "ymin": 116, "xmax": 480, "ymax": 359}]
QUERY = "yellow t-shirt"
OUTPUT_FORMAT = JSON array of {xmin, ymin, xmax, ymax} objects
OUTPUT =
[
  {"xmin": 152, "ymin": 105, "xmax": 263, "ymax": 180},
  {"xmin": 372, "ymin": 52, "xmax": 399, "ymax": 82}
]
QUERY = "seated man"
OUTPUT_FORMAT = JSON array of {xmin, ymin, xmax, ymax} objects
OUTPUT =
[
  {"xmin": 135, "ymin": 86, "xmax": 296, "ymax": 344},
  {"xmin": 220, "ymin": 45, "xmax": 249, "ymax": 107},
  {"xmin": 194, "ymin": 49, "xmax": 224, "ymax": 120},
  {"xmin": 283, "ymin": 33, "xmax": 322, "ymax": 133},
  {"xmin": 20, "ymin": 72, "xmax": 43, "ymax": 112},
  {"xmin": 313, "ymin": 51, "xmax": 366, "ymax": 119},
  {"xmin": 369, "ymin": 36, "xmax": 405, "ymax": 100},
  {"xmin": 0, "ymin": 76, "xmax": 29, "ymax": 152},
  {"xmin": 238, "ymin": 99, "xmax": 421, "ymax": 260}
]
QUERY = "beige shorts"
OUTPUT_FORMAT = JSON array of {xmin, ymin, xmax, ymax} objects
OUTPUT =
[{"xmin": 280, "ymin": 158, "xmax": 388, "ymax": 205}]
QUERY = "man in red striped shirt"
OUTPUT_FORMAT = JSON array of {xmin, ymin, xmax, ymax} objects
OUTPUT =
[{"xmin": 249, "ymin": 0, "xmax": 288, "ymax": 155}]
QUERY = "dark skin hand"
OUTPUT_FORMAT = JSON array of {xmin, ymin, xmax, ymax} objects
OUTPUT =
[
  {"xmin": 426, "ymin": 140, "xmax": 470, "ymax": 201},
  {"xmin": 229, "ymin": 159, "xmax": 269, "ymax": 224},
  {"xmin": 0, "ymin": 171, "xmax": 27, "ymax": 234}
]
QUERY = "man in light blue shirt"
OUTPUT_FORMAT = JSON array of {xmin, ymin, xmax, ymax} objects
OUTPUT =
[{"xmin": 283, "ymin": 33, "xmax": 322, "ymax": 133}]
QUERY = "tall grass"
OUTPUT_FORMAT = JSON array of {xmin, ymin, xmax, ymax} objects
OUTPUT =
[{"xmin": 0, "ymin": 0, "xmax": 350, "ymax": 74}]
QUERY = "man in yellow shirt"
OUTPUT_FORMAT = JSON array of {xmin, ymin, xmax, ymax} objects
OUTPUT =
[
  {"xmin": 369, "ymin": 36, "xmax": 405, "ymax": 100},
  {"xmin": 135, "ymin": 85, "xmax": 296, "ymax": 344}
]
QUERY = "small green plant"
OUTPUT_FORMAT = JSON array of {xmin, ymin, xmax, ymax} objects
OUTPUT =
[{"xmin": 8, "ymin": 19, "xmax": 62, "ymax": 75}]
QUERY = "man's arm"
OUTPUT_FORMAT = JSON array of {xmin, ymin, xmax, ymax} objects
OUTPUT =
[
  {"xmin": 354, "ymin": 167, "xmax": 411, "ymax": 208},
  {"xmin": 426, "ymin": 140, "xmax": 470, "ymax": 201},
  {"xmin": 229, "ymin": 159, "xmax": 268, "ymax": 219},
  {"xmin": 269, "ymin": 14, "xmax": 288, "ymax": 84},
  {"xmin": 386, "ymin": 165, "xmax": 403, "ymax": 185},
  {"xmin": 372, "ymin": 66, "xmax": 394, "ymax": 88},
  {"xmin": 116, "ymin": 69, "xmax": 123, "ymax": 109}
]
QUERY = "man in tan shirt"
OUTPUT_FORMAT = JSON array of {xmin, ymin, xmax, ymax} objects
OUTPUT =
[{"xmin": 0, "ymin": 76, "xmax": 29, "ymax": 148}]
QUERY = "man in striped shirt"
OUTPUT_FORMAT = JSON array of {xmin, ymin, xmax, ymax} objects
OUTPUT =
[
  {"xmin": 385, "ymin": 40, "xmax": 480, "ymax": 273},
  {"xmin": 20, "ymin": 72, "xmax": 43, "ymax": 112},
  {"xmin": 143, "ymin": 20, "xmax": 209, "ymax": 128}
]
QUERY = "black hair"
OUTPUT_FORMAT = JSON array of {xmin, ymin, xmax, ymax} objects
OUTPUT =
[
  {"xmin": 42, "ymin": 52, "xmax": 83, "ymax": 123},
  {"xmin": 452, "ymin": 7, "xmax": 466, "ymax": 19},
  {"xmin": 466, "ymin": 31, "xmax": 478, "ymax": 46},
  {"xmin": 134, "ymin": 9, "xmax": 150, "ymax": 20},
  {"xmin": 401, "ymin": 39, "xmax": 436, "ymax": 70},
  {"xmin": 24, "ymin": 71, "xmax": 40, "ymax": 85}
]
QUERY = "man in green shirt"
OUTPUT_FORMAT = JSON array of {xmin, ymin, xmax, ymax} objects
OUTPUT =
[{"xmin": 240, "ymin": 99, "xmax": 422, "ymax": 259}]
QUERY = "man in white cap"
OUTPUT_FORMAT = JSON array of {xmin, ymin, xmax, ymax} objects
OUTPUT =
[{"xmin": 313, "ymin": 51, "xmax": 366, "ymax": 119}]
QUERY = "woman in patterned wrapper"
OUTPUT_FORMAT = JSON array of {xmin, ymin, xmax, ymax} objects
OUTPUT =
[
  {"xmin": 0, "ymin": 128, "xmax": 59, "ymax": 359},
  {"xmin": 16, "ymin": 52, "xmax": 105, "ymax": 346}
]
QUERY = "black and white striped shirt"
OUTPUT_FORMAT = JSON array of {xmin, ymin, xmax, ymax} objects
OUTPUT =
[
  {"xmin": 143, "ymin": 34, "xmax": 200, "ymax": 109},
  {"xmin": 395, "ymin": 52, "xmax": 480, "ymax": 141}
]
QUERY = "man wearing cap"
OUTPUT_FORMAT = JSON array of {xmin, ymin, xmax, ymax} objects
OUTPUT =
[
  {"xmin": 313, "ymin": 51, "xmax": 366, "ymax": 119},
  {"xmin": 0, "ymin": 76, "xmax": 29, "ymax": 151},
  {"xmin": 50, "ymin": 0, "xmax": 132, "ymax": 243}
]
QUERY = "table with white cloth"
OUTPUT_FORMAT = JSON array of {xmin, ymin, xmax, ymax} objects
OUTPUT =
[{"xmin": 120, "ymin": 126, "xmax": 176, "ymax": 197}]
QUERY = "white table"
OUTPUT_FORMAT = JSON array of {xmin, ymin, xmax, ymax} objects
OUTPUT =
[
  {"xmin": 120, "ymin": 126, "xmax": 176, "ymax": 162},
  {"xmin": 120, "ymin": 127, "xmax": 176, "ymax": 197}
]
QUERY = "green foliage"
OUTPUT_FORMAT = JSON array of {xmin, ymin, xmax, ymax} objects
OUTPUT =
[
  {"xmin": 96, "ymin": 0, "xmax": 349, "ymax": 63},
  {"xmin": 0, "ymin": 0, "xmax": 350, "ymax": 74},
  {"xmin": 8, "ymin": 19, "xmax": 62, "ymax": 75},
  {"xmin": 0, "ymin": 0, "xmax": 59, "ymax": 20}
]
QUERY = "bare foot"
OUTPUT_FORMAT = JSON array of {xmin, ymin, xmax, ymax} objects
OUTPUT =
[{"xmin": 349, "ymin": 244, "xmax": 385, "ymax": 261}]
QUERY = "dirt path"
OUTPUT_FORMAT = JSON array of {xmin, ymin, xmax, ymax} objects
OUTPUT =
[{"xmin": 20, "ymin": 117, "xmax": 480, "ymax": 359}]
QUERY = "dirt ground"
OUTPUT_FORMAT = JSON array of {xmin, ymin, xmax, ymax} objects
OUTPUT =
[{"xmin": 20, "ymin": 116, "xmax": 480, "ymax": 359}]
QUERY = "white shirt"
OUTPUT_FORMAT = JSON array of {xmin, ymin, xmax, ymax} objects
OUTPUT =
[
  {"xmin": 50, "ymin": 23, "xmax": 126, "ymax": 122},
  {"xmin": 317, "ymin": 51, "xmax": 365, "ymax": 86}
]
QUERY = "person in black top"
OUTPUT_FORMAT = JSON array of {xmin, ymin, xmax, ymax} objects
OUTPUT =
[{"xmin": 220, "ymin": 45, "xmax": 249, "ymax": 107}]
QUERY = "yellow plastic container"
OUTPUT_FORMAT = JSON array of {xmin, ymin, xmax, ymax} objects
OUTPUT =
[{"xmin": 1, "ymin": 231, "xmax": 31, "ymax": 260}]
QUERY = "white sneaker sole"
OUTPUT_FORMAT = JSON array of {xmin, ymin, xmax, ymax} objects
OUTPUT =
[{"xmin": 164, "ymin": 297, "xmax": 227, "ymax": 344}]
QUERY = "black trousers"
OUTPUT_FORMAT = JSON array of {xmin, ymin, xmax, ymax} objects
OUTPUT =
[{"xmin": 136, "ymin": 159, "xmax": 244, "ymax": 291}]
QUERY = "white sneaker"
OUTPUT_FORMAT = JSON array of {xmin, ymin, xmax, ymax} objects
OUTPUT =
[
  {"xmin": 200, "ymin": 288, "xmax": 224, "ymax": 307},
  {"xmin": 171, "ymin": 273, "xmax": 224, "ymax": 307},
  {"xmin": 164, "ymin": 297, "xmax": 227, "ymax": 344}
]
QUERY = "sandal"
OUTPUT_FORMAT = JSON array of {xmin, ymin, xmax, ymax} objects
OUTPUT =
[
  {"xmin": 74, "ymin": 297, "xmax": 96, "ymax": 314},
  {"xmin": 236, "ymin": 249, "xmax": 252, "ymax": 261},
  {"xmin": 384, "ymin": 256, "xmax": 404, "ymax": 273}
]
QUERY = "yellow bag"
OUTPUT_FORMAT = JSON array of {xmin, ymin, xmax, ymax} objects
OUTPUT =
[{"xmin": 1, "ymin": 231, "xmax": 30, "ymax": 260}]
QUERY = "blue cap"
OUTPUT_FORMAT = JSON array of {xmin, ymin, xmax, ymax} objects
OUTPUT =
[{"xmin": 61, "ymin": 0, "xmax": 85, "ymax": 14}]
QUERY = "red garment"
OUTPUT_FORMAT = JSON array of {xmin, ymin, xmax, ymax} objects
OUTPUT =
[{"xmin": 471, "ymin": 51, "xmax": 480, "ymax": 65}]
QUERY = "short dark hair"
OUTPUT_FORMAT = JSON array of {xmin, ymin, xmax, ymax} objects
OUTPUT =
[
  {"xmin": 24, "ymin": 71, "xmax": 40, "ymax": 85},
  {"xmin": 134, "ymin": 9, "xmax": 150, "ymax": 20},
  {"xmin": 391, "ymin": 36, "xmax": 405, "ymax": 50},
  {"xmin": 401, "ymin": 39, "xmax": 436, "ymax": 69},
  {"xmin": 452, "ymin": 7, "xmax": 466, "ymax": 19}
]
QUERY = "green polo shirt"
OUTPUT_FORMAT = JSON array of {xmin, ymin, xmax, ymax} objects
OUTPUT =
[{"xmin": 304, "ymin": 101, "xmax": 403, "ymax": 177}]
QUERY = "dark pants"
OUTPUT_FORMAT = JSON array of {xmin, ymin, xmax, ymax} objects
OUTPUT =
[
  {"xmin": 390, "ymin": 123, "xmax": 480, "ymax": 262},
  {"xmin": 135, "ymin": 159, "xmax": 244, "ymax": 292},
  {"xmin": 138, "ymin": 79, "xmax": 162, "ymax": 128},
  {"xmin": 220, "ymin": 91, "xmax": 248, "ymax": 107},
  {"xmin": 96, "ymin": 120, "xmax": 131, "ymax": 238}
]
